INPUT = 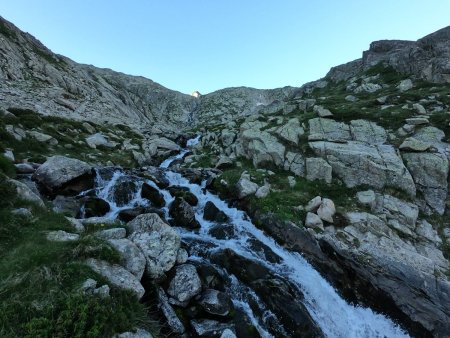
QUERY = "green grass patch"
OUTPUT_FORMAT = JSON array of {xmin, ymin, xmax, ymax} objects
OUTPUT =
[{"xmin": 0, "ymin": 179, "xmax": 157, "ymax": 337}]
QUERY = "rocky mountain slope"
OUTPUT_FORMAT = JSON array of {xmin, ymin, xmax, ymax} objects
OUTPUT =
[{"xmin": 1, "ymin": 15, "xmax": 450, "ymax": 338}]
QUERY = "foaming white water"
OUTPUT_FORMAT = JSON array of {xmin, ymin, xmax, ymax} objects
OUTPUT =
[
  {"xmin": 160, "ymin": 135, "xmax": 201, "ymax": 169},
  {"xmin": 161, "ymin": 168, "xmax": 410, "ymax": 338}
]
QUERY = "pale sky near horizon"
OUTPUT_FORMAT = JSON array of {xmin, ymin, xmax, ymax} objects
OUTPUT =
[{"xmin": 1, "ymin": 1, "xmax": 449, "ymax": 94}]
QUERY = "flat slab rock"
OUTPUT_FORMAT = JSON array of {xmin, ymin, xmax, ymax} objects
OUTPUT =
[{"xmin": 85, "ymin": 258, "xmax": 145, "ymax": 299}]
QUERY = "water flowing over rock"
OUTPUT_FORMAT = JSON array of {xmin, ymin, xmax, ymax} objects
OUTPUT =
[
  {"xmin": 169, "ymin": 197, "xmax": 200, "ymax": 229},
  {"xmin": 140, "ymin": 182, "xmax": 165, "ymax": 207},
  {"xmin": 127, "ymin": 213, "xmax": 181, "ymax": 279}
]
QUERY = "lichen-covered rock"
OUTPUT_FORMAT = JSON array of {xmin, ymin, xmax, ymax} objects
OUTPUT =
[
  {"xmin": 47, "ymin": 230, "xmax": 80, "ymax": 242},
  {"xmin": 236, "ymin": 175, "xmax": 259, "ymax": 199},
  {"xmin": 198, "ymin": 289, "xmax": 233, "ymax": 316},
  {"xmin": 240, "ymin": 127, "xmax": 285, "ymax": 167},
  {"xmin": 167, "ymin": 264, "xmax": 202, "ymax": 303},
  {"xmin": 349, "ymin": 119, "xmax": 387, "ymax": 145},
  {"xmin": 127, "ymin": 213, "xmax": 180, "ymax": 279}
]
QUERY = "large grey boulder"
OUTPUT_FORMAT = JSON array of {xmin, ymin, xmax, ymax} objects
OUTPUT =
[
  {"xmin": 236, "ymin": 174, "xmax": 259, "ymax": 199},
  {"xmin": 402, "ymin": 152, "xmax": 449, "ymax": 214},
  {"xmin": 85, "ymin": 258, "xmax": 145, "ymax": 299},
  {"xmin": 309, "ymin": 141, "xmax": 416, "ymax": 196},
  {"xmin": 308, "ymin": 118, "xmax": 351, "ymax": 142},
  {"xmin": 127, "ymin": 213, "xmax": 181, "ymax": 279},
  {"xmin": 108, "ymin": 238, "xmax": 146, "ymax": 280},
  {"xmin": 32, "ymin": 156, "xmax": 94, "ymax": 197},
  {"xmin": 9, "ymin": 178, "xmax": 45, "ymax": 208},
  {"xmin": 167, "ymin": 264, "xmax": 202, "ymax": 303}
]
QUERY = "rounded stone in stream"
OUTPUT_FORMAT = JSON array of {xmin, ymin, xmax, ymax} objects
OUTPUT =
[
  {"xmin": 167, "ymin": 264, "xmax": 202, "ymax": 303},
  {"xmin": 140, "ymin": 182, "xmax": 165, "ymax": 208},
  {"xmin": 192, "ymin": 262, "xmax": 227, "ymax": 291},
  {"xmin": 203, "ymin": 201, "xmax": 229, "ymax": 222},
  {"xmin": 169, "ymin": 197, "xmax": 200, "ymax": 229},
  {"xmin": 81, "ymin": 196, "xmax": 110, "ymax": 218},
  {"xmin": 198, "ymin": 289, "xmax": 233, "ymax": 317}
]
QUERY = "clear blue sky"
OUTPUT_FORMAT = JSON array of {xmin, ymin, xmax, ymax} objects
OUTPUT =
[{"xmin": 1, "ymin": 1, "xmax": 449, "ymax": 94}]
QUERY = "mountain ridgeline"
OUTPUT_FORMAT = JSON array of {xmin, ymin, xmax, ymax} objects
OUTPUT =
[{"xmin": 1, "ymin": 15, "xmax": 450, "ymax": 338}]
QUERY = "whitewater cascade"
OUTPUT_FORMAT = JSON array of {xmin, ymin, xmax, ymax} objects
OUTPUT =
[{"xmin": 91, "ymin": 136, "xmax": 410, "ymax": 338}]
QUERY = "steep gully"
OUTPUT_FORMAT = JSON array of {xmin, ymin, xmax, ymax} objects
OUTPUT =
[{"xmin": 87, "ymin": 136, "xmax": 410, "ymax": 338}]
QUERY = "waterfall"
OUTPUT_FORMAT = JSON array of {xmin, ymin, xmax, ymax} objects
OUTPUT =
[{"xmin": 89, "ymin": 136, "xmax": 410, "ymax": 338}]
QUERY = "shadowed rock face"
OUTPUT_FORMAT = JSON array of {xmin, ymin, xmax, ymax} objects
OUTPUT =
[{"xmin": 327, "ymin": 25, "xmax": 450, "ymax": 83}]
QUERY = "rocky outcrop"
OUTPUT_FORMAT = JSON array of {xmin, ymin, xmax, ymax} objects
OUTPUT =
[
  {"xmin": 309, "ymin": 141, "xmax": 416, "ymax": 196},
  {"xmin": 327, "ymin": 26, "xmax": 450, "ymax": 83}
]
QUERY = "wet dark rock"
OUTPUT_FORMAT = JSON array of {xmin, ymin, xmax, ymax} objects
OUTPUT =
[
  {"xmin": 176, "ymin": 168, "xmax": 221, "ymax": 185},
  {"xmin": 138, "ymin": 166, "xmax": 170, "ymax": 189},
  {"xmin": 168, "ymin": 186, "xmax": 198, "ymax": 206},
  {"xmin": 118, "ymin": 206, "xmax": 165, "ymax": 222},
  {"xmin": 110, "ymin": 177, "xmax": 138, "ymax": 206},
  {"xmin": 208, "ymin": 224, "xmax": 236, "ymax": 240},
  {"xmin": 81, "ymin": 196, "xmax": 110, "ymax": 218},
  {"xmin": 232, "ymin": 308, "xmax": 261, "ymax": 338},
  {"xmin": 192, "ymin": 262, "xmax": 227, "ymax": 291},
  {"xmin": 203, "ymin": 201, "xmax": 229, "ymax": 222},
  {"xmin": 198, "ymin": 289, "xmax": 233, "ymax": 317},
  {"xmin": 247, "ymin": 238, "xmax": 281, "ymax": 264},
  {"xmin": 140, "ymin": 182, "xmax": 165, "ymax": 207},
  {"xmin": 169, "ymin": 197, "xmax": 200, "ymax": 229}
]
